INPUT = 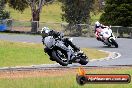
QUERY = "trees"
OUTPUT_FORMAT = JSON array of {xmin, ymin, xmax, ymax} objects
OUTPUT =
[
  {"xmin": 0, "ymin": 0, "xmax": 10, "ymax": 20},
  {"xmin": 92, "ymin": 0, "xmax": 105, "ymax": 13},
  {"xmin": 7, "ymin": 0, "xmax": 53, "ymax": 33},
  {"xmin": 59, "ymin": 0, "xmax": 93, "ymax": 35},
  {"xmin": 60, "ymin": 0, "xmax": 93, "ymax": 24},
  {"xmin": 100, "ymin": 0, "xmax": 132, "ymax": 27}
]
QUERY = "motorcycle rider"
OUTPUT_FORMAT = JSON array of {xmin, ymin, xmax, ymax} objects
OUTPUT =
[
  {"xmin": 94, "ymin": 21, "xmax": 108, "ymax": 42},
  {"xmin": 41, "ymin": 27, "xmax": 82, "ymax": 62}
]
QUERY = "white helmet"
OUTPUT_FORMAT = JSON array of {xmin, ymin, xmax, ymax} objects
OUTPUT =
[
  {"xmin": 41, "ymin": 27, "xmax": 50, "ymax": 37},
  {"xmin": 95, "ymin": 21, "xmax": 100, "ymax": 26}
]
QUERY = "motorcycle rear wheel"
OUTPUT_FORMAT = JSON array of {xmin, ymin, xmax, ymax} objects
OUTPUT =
[
  {"xmin": 78, "ymin": 54, "xmax": 88, "ymax": 65},
  {"xmin": 79, "ymin": 58, "xmax": 88, "ymax": 65}
]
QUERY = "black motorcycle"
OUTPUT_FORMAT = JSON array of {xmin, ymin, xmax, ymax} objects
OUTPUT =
[{"xmin": 42, "ymin": 35, "xmax": 88, "ymax": 66}]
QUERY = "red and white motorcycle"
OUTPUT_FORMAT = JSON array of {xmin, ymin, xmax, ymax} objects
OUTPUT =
[{"xmin": 95, "ymin": 26, "xmax": 118, "ymax": 48}]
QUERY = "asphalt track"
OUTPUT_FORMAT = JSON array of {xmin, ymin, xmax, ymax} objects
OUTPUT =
[{"xmin": 0, "ymin": 33, "xmax": 132, "ymax": 70}]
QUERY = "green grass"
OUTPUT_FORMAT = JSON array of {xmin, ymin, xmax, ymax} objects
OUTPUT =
[
  {"xmin": 82, "ymin": 48, "xmax": 108, "ymax": 59},
  {"xmin": 0, "ymin": 67, "xmax": 131, "ymax": 88},
  {"xmin": 0, "ymin": 40, "xmax": 52, "ymax": 67},
  {"xmin": 0, "ymin": 40, "xmax": 108, "ymax": 67},
  {"xmin": 12, "ymin": 21, "xmax": 31, "ymax": 27}
]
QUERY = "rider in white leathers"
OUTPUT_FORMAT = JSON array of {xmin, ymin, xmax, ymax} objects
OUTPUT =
[{"xmin": 94, "ymin": 21, "xmax": 110, "ymax": 42}]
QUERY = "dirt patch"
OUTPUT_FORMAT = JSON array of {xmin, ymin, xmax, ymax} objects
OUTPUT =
[
  {"xmin": 0, "ymin": 69, "xmax": 77, "ymax": 79},
  {"xmin": 0, "ymin": 67, "xmax": 131, "ymax": 79}
]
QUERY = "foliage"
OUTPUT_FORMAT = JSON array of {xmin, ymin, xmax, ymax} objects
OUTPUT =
[
  {"xmin": 7, "ymin": 0, "xmax": 53, "ymax": 12},
  {"xmin": 6, "ymin": 0, "xmax": 53, "ymax": 19},
  {"xmin": 59, "ymin": 0, "xmax": 93, "ymax": 25},
  {"xmin": 8, "ymin": 0, "xmax": 28, "ymax": 12},
  {"xmin": 0, "ymin": 0, "xmax": 10, "ymax": 20},
  {"xmin": 100, "ymin": 0, "xmax": 132, "ymax": 27},
  {"xmin": 6, "ymin": 0, "xmax": 54, "ymax": 32},
  {"xmin": 92, "ymin": 0, "xmax": 104, "ymax": 13},
  {"xmin": 58, "ymin": 0, "xmax": 93, "ymax": 35}
]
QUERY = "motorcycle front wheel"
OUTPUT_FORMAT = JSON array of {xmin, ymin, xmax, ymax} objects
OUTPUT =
[
  {"xmin": 52, "ymin": 50, "xmax": 69, "ymax": 66},
  {"xmin": 110, "ymin": 39, "xmax": 118, "ymax": 48}
]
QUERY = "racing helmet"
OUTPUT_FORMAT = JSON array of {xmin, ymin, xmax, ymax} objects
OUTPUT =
[
  {"xmin": 41, "ymin": 27, "xmax": 50, "ymax": 37},
  {"xmin": 95, "ymin": 21, "xmax": 101, "ymax": 27}
]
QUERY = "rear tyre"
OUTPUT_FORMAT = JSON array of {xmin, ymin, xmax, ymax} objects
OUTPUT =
[
  {"xmin": 79, "ymin": 58, "xmax": 88, "ymax": 65},
  {"xmin": 78, "ymin": 54, "xmax": 88, "ymax": 65},
  {"xmin": 52, "ymin": 50, "xmax": 68, "ymax": 66}
]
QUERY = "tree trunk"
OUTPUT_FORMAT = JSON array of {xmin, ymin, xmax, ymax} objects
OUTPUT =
[
  {"xmin": 31, "ymin": 11, "xmax": 40, "ymax": 33},
  {"xmin": 77, "ymin": 24, "xmax": 82, "ymax": 36}
]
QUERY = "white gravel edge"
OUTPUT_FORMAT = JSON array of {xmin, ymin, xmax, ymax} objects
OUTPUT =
[{"xmin": 90, "ymin": 50, "xmax": 121, "ymax": 62}]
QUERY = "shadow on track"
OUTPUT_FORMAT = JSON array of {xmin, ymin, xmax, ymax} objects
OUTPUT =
[{"xmin": 93, "ymin": 45, "xmax": 119, "ymax": 49}]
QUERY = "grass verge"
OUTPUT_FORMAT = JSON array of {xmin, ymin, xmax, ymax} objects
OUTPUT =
[
  {"xmin": 0, "ymin": 67, "xmax": 131, "ymax": 88},
  {"xmin": 0, "ymin": 40, "xmax": 108, "ymax": 67}
]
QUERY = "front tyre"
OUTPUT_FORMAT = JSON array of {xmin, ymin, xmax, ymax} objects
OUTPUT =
[
  {"xmin": 52, "ymin": 50, "xmax": 69, "ymax": 66},
  {"xmin": 110, "ymin": 39, "xmax": 118, "ymax": 48}
]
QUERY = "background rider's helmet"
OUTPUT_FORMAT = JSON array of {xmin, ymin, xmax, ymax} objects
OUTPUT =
[
  {"xmin": 95, "ymin": 21, "xmax": 101, "ymax": 27},
  {"xmin": 41, "ymin": 27, "xmax": 51, "ymax": 37}
]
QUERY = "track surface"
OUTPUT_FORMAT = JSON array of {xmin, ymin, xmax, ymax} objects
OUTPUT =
[{"xmin": 0, "ymin": 33, "xmax": 132, "ymax": 68}]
